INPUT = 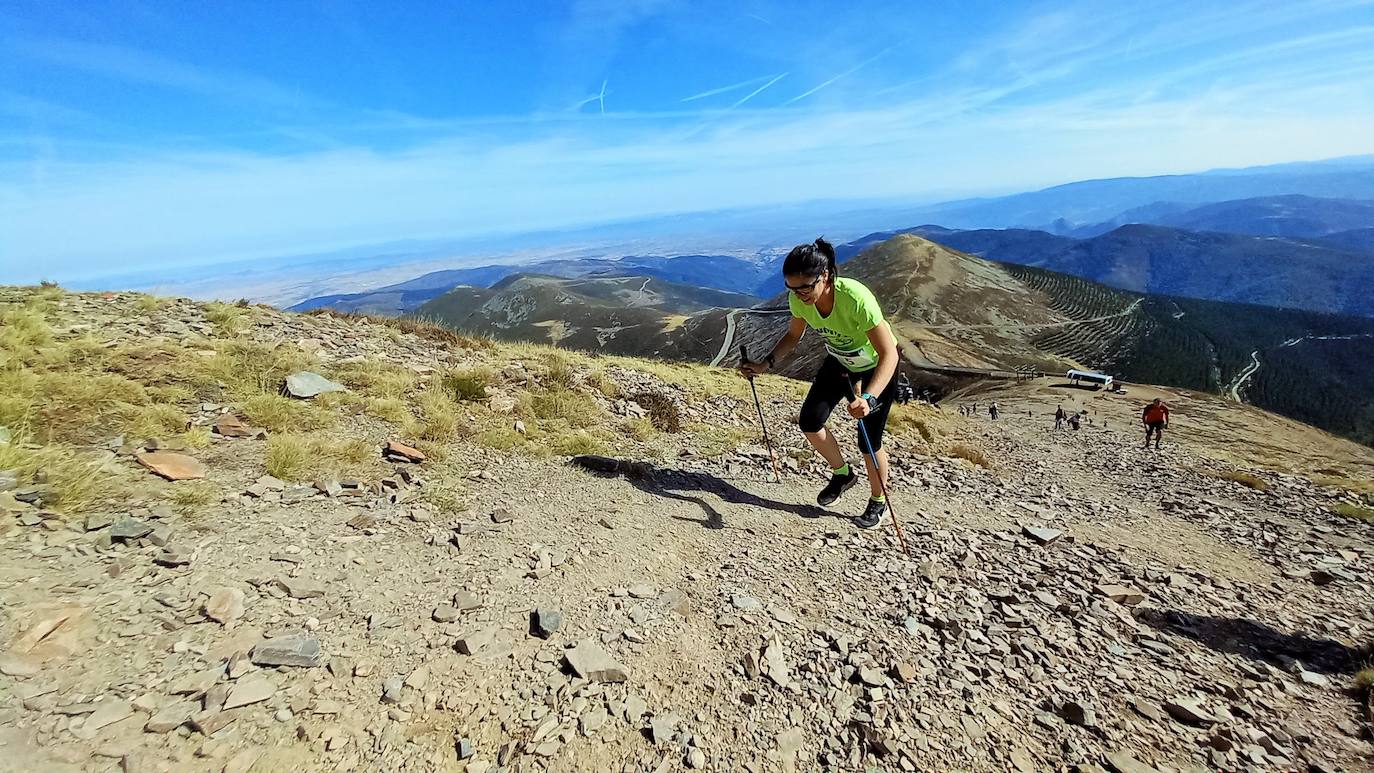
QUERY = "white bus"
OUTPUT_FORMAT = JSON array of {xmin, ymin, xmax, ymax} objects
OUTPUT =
[{"xmin": 1066, "ymin": 369, "xmax": 1114, "ymax": 388}]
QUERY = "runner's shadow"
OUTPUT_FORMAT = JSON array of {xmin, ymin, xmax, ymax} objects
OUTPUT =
[
  {"xmin": 1136, "ymin": 609, "xmax": 1363, "ymax": 675},
  {"xmin": 626, "ymin": 467, "xmax": 839, "ymax": 530}
]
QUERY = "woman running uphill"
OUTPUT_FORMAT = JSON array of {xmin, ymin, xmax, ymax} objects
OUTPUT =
[{"xmin": 739, "ymin": 238, "xmax": 900, "ymax": 529}]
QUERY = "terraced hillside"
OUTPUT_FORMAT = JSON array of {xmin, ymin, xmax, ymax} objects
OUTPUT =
[{"xmin": 1003, "ymin": 263, "xmax": 1374, "ymax": 444}]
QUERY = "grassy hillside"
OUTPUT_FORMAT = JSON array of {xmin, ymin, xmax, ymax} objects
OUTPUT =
[{"xmin": 413, "ymin": 273, "xmax": 755, "ymax": 359}]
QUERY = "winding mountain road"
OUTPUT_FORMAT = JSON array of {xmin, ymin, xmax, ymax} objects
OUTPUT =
[
  {"xmin": 1226, "ymin": 350, "xmax": 1262, "ymax": 401},
  {"xmin": 708, "ymin": 307, "xmax": 791, "ymax": 367},
  {"xmin": 1225, "ymin": 332, "xmax": 1374, "ymax": 402}
]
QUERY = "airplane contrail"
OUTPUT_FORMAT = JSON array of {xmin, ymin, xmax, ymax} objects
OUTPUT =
[
  {"xmin": 573, "ymin": 80, "xmax": 609, "ymax": 114},
  {"xmin": 681, "ymin": 74, "xmax": 776, "ymax": 102},
  {"xmin": 782, "ymin": 45, "xmax": 897, "ymax": 105},
  {"xmin": 732, "ymin": 72, "xmax": 789, "ymax": 107}
]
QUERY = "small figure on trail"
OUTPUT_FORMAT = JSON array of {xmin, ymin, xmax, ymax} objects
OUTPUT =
[
  {"xmin": 895, "ymin": 372, "xmax": 915, "ymax": 404},
  {"xmin": 988, "ymin": 402, "xmax": 999, "ymax": 420},
  {"xmin": 1142, "ymin": 398, "xmax": 1170, "ymax": 450},
  {"xmin": 1068, "ymin": 412, "xmax": 1081, "ymax": 431},
  {"xmin": 1054, "ymin": 405, "xmax": 1066, "ymax": 430},
  {"xmin": 739, "ymin": 237, "xmax": 900, "ymax": 530}
]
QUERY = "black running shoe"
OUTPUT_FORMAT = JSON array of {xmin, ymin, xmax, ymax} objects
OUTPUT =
[
  {"xmin": 856, "ymin": 498, "xmax": 887, "ymax": 529},
  {"xmin": 817, "ymin": 467, "xmax": 858, "ymax": 506}
]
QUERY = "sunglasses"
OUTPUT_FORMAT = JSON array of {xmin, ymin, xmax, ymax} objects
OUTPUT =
[{"xmin": 785, "ymin": 274, "xmax": 826, "ymax": 294}]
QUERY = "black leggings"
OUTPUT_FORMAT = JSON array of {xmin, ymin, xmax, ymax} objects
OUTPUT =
[{"xmin": 798, "ymin": 357, "xmax": 898, "ymax": 452}]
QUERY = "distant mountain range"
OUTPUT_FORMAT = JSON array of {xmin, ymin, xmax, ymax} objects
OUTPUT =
[
  {"xmin": 907, "ymin": 219, "xmax": 1374, "ymax": 317},
  {"xmin": 904, "ymin": 155, "xmax": 1374, "ymax": 230},
  {"xmin": 289, "ymin": 253, "xmax": 780, "ymax": 316},
  {"xmin": 290, "ymin": 156, "xmax": 1374, "ymax": 320},
  {"xmin": 1070, "ymin": 194, "xmax": 1374, "ymax": 239}
]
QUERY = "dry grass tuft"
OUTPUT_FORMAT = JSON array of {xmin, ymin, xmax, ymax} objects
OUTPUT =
[
  {"xmin": 587, "ymin": 368, "xmax": 622, "ymax": 398},
  {"xmin": 204, "ymin": 301, "xmax": 248, "ymax": 336},
  {"xmin": 332, "ymin": 360, "xmax": 415, "ymax": 400},
  {"xmin": 242, "ymin": 394, "xmax": 334, "ymax": 433},
  {"xmin": 947, "ymin": 444, "xmax": 991, "ymax": 469},
  {"xmin": 0, "ymin": 435, "xmax": 114, "ymax": 513},
  {"xmin": 530, "ymin": 389, "xmax": 600, "ymax": 428},
  {"xmin": 265, "ymin": 433, "xmax": 379, "ymax": 481},
  {"xmin": 134, "ymin": 294, "xmax": 168, "ymax": 312},
  {"xmin": 443, "ymin": 366, "xmax": 495, "ymax": 402},
  {"xmin": 540, "ymin": 350, "xmax": 578, "ymax": 389},
  {"xmin": 695, "ymin": 425, "xmax": 752, "ymax": 458},
  {"xmin": 1334, "ymin": 503, "xmax": 1374, "ymax": 523},
  {"xmin": 551, "ymin": 431, "xmax": 607, "ymax": 457},
  {"xmin": 1, "ymin": 305, "xmax": 54, "ymax": 353},
  {"xmin": 623, "ymin": 416, "xmax": 657, "ymax": 441},
  {"xmin": 1211, "ymin": 469, "xmax": 1270, "ymax": 491},
  {"xmin": 476, "ymin": 426, "xmax": 525, "ymax": 451},
  {"xmin": 629, "ymin": 391, "xmax": 682, "ymax": 433},
  {"xmin": 169, "ymin": 482, "xmax": 218, "ymax": 515},
  {"xmin": 265, "ymin": 435, "xmax": 311, "ymax": 480},
  {"xmin": 366, "ymin": 397, "xmax": 410, "ymax": 424},
  {"xmin": 889, "ymin": 405, "xmax": 937, "ymax": 444},
  {"xmin": 305, "ymin": 308, "xmax": 494, "ymax": 350},
  {"xmin": 419, "ymin": 469, "xmax": 467, "ymax": 513},
  {"xmin": 409, "ymin": 385, "xmax": 462, "ymax": 441},
  {"xmin": 1355, "ymin": 667, "xmax": 1374, "ymax": 690}
]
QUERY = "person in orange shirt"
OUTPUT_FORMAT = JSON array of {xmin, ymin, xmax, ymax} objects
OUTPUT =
[{"xmin": 1142, "ymin": 398, "xmax": 1170, "ymax": 449}]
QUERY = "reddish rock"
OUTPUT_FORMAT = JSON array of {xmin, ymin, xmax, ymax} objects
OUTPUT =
[
  {"xmin": 383, "ymin": 440, "xmax": 426, "ymax": 463},
  {"xmin": 136, "ymin": 452, "xmax": 207, "ymax": 481}
]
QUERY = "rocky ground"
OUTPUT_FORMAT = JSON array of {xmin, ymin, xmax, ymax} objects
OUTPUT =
[{"xmin": 1, "ymin": 290, "xmax": 1372, "ymax": 772}]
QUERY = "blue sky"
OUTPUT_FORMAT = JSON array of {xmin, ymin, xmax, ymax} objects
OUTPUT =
[{"xmin": 3, "ymin": 0, "xmax": 1374, "ymax": 283}]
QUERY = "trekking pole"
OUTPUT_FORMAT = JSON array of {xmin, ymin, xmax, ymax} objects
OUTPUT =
[
  {"xmin": 843, "ymin": 378, "xmax": 911, "ymax": 558},
  {"xmin": 740, "ymin": 345, "xmax": 784, "ymax": 484}
]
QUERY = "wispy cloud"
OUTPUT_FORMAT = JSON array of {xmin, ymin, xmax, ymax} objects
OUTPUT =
[
  {"xmin": 681, "ymin": 74, "xmax": 778, "ymax": 103},
  {"xmin": 782, "ymin": 44, "xmax": 897, "ymax": 105},
  {"xmin": 0, "ymin": 90, "xmax": 92, "ymax": 124},
  {"xmin": 731, "ymin": 73, "xmax": 789, "ymax": 108},
  {"xmin": 6, "ymin": 36, "xmax": 315, "ymax": 108}
]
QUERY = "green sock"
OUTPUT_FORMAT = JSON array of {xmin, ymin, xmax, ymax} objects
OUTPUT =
[
  {"xmin": 832, "ymin": 463, "xmax": 850, "ymax": 476},
  {"xmin": 870, "ymin": 495, "xmax": 886, "ymax": 503}
]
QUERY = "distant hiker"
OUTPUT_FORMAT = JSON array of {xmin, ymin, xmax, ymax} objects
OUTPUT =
[
  {"xmin": 739, "ymin": 237, "xmax": 899, "ymax": 529},
  {"xmin": 1068, "ymin": 412, "xmax": 1081, "ymax": 431},
  {"xmin": 895, "ymin": 372, "xmax": 915, "ymax": 404},
  {"xmin": 1142, "ymin": 398, "xmax": 1170, "ymax": 449},
  {"xmin": 988, "ymin": 402, "xmax": 999, "ymax": 420},
  {"xmin": 1054, "ymin": 405, "xmax": 1066, "ymax": 430}
]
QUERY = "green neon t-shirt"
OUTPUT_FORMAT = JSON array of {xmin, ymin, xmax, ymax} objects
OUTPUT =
[{"xmin": 789, "ymin": 277, "xmax": 889, "ymax": 372}]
